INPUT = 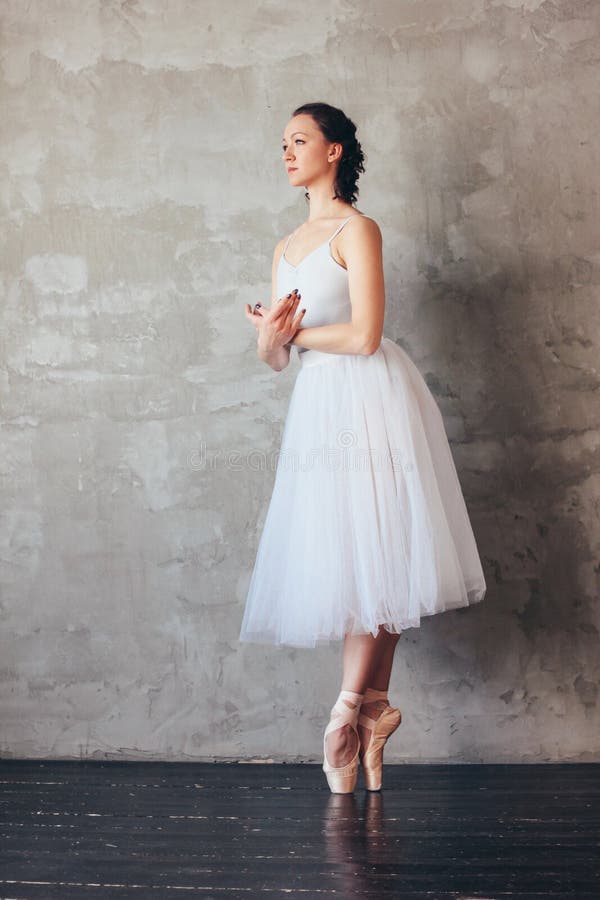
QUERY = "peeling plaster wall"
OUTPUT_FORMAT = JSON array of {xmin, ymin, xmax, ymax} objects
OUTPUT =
[{"xmin": 1, "ymin": 0, "xmax": 598, "ymax": 762}]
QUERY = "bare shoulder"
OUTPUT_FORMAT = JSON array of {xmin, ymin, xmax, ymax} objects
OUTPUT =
[
  {"xmin": 346, "ymin": 214, "xmax": 382, "ymax": 242},
  {"xmin": 272, "ymin": 231, "xmax": 293, "ymax": 264},
  {"xmin": 270, "ymin": 232, "xmax": 294, "ymax": 302},
  {"xmin": 337, "ymin": 214, "xmax": 382, "ymax": 251},
  {"xmin": 334, "ymin": 213, "xmax": 382, "ymax": 267},
  {"xmin": 273, "ymin": 234, "xmax": 287, "ymax": 256}
]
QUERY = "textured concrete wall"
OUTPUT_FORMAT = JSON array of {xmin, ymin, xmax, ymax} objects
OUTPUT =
[{"xmin": 1, "ymin": 0, "xmax": 598, "ymax": 763}]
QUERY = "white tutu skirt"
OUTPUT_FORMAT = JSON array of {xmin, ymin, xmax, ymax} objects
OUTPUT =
[{"xmin": 239, "ymin": 337, "xmax": 486, "ymax": 648}]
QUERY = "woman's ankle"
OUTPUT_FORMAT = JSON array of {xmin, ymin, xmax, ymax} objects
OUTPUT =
[{"xmin": 362, "ymin": 686, "xmax": 389, "ymax": 704}]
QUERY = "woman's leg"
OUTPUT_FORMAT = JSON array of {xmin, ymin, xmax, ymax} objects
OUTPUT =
[
  {"xmin": 365, "ymin": 627, "xmax": 401, "ymax": 691},
  {"xmin": 326, "ymin": 625, "xmax": 401, "ymax": 768},
  {"xmin": 357, "ymin": 629, "xmax": 401, "ymax": 756}
]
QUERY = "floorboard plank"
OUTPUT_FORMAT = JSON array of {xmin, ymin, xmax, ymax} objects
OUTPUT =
[{"xmin": 1, "ymin": 761, "xmax": 598, "ymax": 898}]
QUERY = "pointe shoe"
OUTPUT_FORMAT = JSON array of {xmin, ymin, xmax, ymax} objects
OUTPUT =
[
  {"xmin": 322, "ymin": 690, "xmax": 363, "ymax": 794},
  {"xmin": 358, "ymin": 691, "xmax": 402, "ymax": 792}
]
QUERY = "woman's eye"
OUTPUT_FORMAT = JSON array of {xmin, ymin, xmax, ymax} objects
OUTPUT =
[{"xmin": 295, "ymin": 139, "xmax": 304, "ymax": 144}]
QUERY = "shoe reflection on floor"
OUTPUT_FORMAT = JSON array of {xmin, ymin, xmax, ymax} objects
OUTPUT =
[{"xmin": 323, "ymin": 791, "xmax": 392, "ymax": 893}]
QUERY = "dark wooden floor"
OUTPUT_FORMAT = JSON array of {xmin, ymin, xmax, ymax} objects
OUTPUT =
[{"xmin": 0, "ymin": 761, "xmax": 598, "ymax": 899}]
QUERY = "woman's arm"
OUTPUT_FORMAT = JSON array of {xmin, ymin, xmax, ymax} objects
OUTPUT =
[
  {"xmin": 257, "ymin": 336, "xmax": 291, "ymax": 371},
  {"xmin": 250, "ymin": 239, "xmax": 306, "ymax": 371},
  {"xmin": 289, "ymin": 216, "xmax": 385, "ymax": 355},
  {"xmin": 257, "ymin": 295, "xmax": 302, "ymax": 370},
  {"xmin": 257, "ymin": 239, "xmax": 292, "ymax": 370},
  {"xmin": 253, "ymin": 238, "xmax": 294, "ymax": 371}
]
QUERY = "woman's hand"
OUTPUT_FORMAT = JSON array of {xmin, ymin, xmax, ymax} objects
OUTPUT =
[
  {"xmin": 246, "ymin": 289, "xmax": 306, "ymax": 353},
  {"xmin": 244, "ymin": 300, "xmax": 270, "ymax": 332}
]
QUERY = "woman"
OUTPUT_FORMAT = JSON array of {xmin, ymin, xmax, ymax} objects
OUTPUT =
[{"xmin": 239, "ymin": 102, "xmax": 486, "ymax": 793}]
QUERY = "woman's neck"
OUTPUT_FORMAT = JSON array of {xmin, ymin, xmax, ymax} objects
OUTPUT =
[{"xmin": 304, "ymin": 177, "xmax": 350, "ymax": 221}]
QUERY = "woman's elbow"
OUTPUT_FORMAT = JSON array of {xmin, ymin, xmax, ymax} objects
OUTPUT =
[
  {"xmin": 360, "ymin": 332, "xmax": 383, "ymax": 355},
  {"xmin": 352, "ymin": 318, "xmax": 383, "ymax": 355}
]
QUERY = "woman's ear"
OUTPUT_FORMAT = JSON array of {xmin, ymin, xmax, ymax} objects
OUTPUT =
[{"xmin": 328, "ymin": 142, "xmax": 343, "ymax": 163}]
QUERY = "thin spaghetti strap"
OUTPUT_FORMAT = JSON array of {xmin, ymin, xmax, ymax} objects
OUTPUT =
[
  {"xmin": 283, "ymin": 227, "xmax": 300, "ymax": 255},
  {"xmin": 283, "ymin": 214, "xmax": 366, "ymax": 260},
  {"xmin": 328, "ymin": 213, "xmax": 365, "ymax": 243}
]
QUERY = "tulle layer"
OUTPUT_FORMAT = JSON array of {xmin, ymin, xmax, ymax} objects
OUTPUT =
[{"xmin": 239, "ymin": 337, "xmax": 486, "ymax": 648}]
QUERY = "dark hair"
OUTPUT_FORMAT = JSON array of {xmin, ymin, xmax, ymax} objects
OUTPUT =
[{"xmin": 292, "ymin": 102, "xmax": 365, "ymax": 205}]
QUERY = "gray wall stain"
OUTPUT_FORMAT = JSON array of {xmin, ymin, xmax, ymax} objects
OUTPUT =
[{"xmin": 1, "ymin": 0, "xmax": 598, "ymax": 762}]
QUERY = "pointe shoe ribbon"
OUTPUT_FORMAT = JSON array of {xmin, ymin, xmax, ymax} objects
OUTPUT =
[
  {"xmin": 322, "ymin": 690, "xmax": 362, "ymax": 794},
  {"xmin": 359, "ymin": 691, "xmax": 402, "ymax": 792}
]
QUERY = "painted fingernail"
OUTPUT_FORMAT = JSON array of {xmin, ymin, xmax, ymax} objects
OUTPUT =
[
  {"xmin": 301, "ymin": 308, "xmax": 306, "ymax": 312},
  {"xmin": 286, "ymin": 293, "xmax": 291, "ymax": 298},
  {"xmin": 297, "ymin": 293, "xmax": 301, "ymax": 299},
  {"xmin": 255, "ymin": 302, "xmax": 261, "ymax": 308}
]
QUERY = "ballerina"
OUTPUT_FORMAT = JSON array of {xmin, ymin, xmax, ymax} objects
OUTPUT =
[{"xmin": 240, "ymin": 102, "xmax": 486, "ymax": 793}]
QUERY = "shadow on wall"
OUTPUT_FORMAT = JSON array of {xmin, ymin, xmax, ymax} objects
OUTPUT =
[{"xmin": 394, "ymin": 229, "xmax": 599, "ymax": 744}]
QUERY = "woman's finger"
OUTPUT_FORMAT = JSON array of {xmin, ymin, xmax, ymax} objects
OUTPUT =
[
  {"xmin": 289, "ymin": 310, "xmax": 305, "ymax": 333},
  {"xmin": 272, "ymin": 296, "xmax": 292, "ymax": 318},
  {"xmin": 282, "ymin": 296, "xmax": 301, "ymax": 326},
  {"xmin": 272, "ymin": 293, "xmax": 297, "ymax": 319},
  {"xmin": 246, "ymin": 310, "xmax": 266, "ymax": 332}
]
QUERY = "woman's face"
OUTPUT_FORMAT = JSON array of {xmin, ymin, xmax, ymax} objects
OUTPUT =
[{"xmin": 281, "ymin": 114, "xmax": 339, "ymax": 189}]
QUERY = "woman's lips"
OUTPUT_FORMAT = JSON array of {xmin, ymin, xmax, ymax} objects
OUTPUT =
[{"xmin": 287, "ymin": 167, "xmax": 298, "ymax": 172}]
